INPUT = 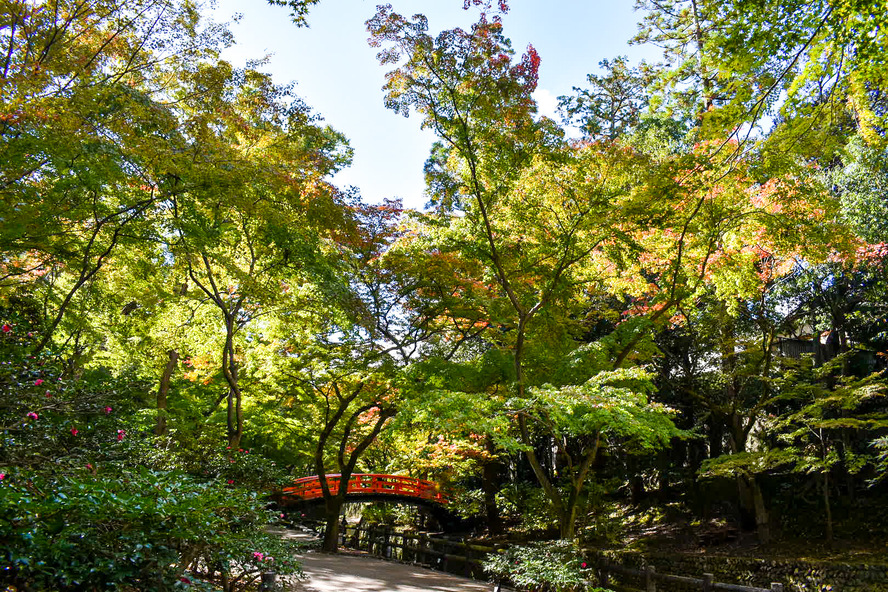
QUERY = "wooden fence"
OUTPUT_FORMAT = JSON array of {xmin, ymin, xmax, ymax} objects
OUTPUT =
[
  {"xmin": 337, "ymin": 523, "xmax": 500, "ymax": 580},
  {"xmin": 597, "ymin": 559, "xmax": 784, "ymax": 592},
  {"xmin": 309, "ymin": 522, "xmax": 784, "ymax": 592}
]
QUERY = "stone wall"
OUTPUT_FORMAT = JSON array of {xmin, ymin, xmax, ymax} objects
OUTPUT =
[{"xmin": 590, "ymin": 550, "xmax": 888, "ymax": 592}]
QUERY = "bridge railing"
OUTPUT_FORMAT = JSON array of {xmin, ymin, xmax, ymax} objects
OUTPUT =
[{"xmin": 281, "ymin": 473, "xmax": 450, "ymax": 504}]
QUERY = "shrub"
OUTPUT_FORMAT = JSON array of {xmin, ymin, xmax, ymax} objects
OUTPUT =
[
  {"xmin": 0, "ymin": 467, "xmax": 303, "ymax": 591},
  {"xmin": 484, "ymin": 540, "xmax": 611, "ymax": 592}
]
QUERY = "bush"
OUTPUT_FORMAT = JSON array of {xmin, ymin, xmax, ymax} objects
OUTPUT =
[
  {"xmin": 484, "ymin": 540, "xmax": 611, "ymax": 592},
  {"xmin": 0, "ymin": 467, "xmax": 303, "ymax": 591}
]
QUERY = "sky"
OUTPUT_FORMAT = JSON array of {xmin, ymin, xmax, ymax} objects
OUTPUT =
[{"xmin": 211, "ymin": 0, "xmax": 661, "ymax": 210}]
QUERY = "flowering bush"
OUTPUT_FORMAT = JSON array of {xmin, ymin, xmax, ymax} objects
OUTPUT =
[
  {"xmin": 0, "ymin": 316, "xmax": 304, "ymax": 591},
  {"xmin": 0, "ymin": 468, "xmax": 303, "ymax": 591},
  {"xmin": 484, "ymin": 540, "xmax": 611, "ymax": 592}
]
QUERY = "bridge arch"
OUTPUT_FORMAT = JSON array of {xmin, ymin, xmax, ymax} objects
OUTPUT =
[{"xmin": 280, "ymin": 473, "xmax": 450, "ymax": 507}]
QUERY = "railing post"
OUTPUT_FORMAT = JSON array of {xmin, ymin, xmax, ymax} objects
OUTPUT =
[
  {"xmin": 350, "ymin": 524, "xmax": 359, "ymax": 548},
  {"xmin": 419, "ymin": 533, "xmax": 427, "ymax": 565},
  {"xmin": 645, "ymin": 565, "xmax": 656, "ymax": 592},
  {"xmin": 463, "ymin": 540, "xmax": 471, "ymax": 577},
  {"xmin": 771, "ymin": 584, "xmax": 784, "ymax": 592},
  {"xmin": 383, "ymin": 527, "xmax": 392, "ymax": 558},
  {"xmin": 703, "ymin": 573, "xmax": 713, "ymax": 592}
]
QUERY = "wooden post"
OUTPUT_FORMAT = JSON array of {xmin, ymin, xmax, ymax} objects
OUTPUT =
[
  {"xmin": 702, "ymin": 573, "xmax": 713, "ymax": 592},
  {"xmin": 771, "ymin": 584, "xmax": 784, "ymax": 592},
  {"xmin": 463, "ymin": 540, "xmax": 471, "ymax": 577},
  {"xmin": 419, "ymin": 533, "xmax": 427, "ymax": 565},
  {"xmin": 383, "ymin": 527, "xmax": 391, "ymax": 558},
  {"xmin": 645, "ymin": 565, "xmax": 656, "ymax": 592}
]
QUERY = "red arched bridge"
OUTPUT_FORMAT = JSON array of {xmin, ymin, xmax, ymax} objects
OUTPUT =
[{"xmin": 280, "ymin": 474, "xmax": 450, "ymax": 506}]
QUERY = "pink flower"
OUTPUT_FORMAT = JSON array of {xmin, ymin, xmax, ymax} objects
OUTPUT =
[
  {"xmin": 252, "ymin": 551, "xmax": 264, "ymax": 561},
  {"xmin": 117, "ymin": 429, "xmax": 126, "ymax": 441},
  {"xmin": 581, "ymin": 562, "xmax": 587, "ymax": 568},
  {"xmin": 45, "ymin": 392, "xmax": 51, "ymax": 398},
  {"xmin": 280, "ymin": 513, "xmax": 285, "ymax": 518},
  {"xmin": 34, "ymin": 379, "xmax": 43, "ymax": 386},
  {"xmin": 86, "ymin": 463, "xmax": 93, "ymax": 470},
  {"xmin": 104, "ymin": 406, "xmax": 112, "ymax": 414},
  {"xmin": 180, "ymin": 577, "xmax": 191, "ymax": 583},
  {"xmin": 0, "ymin": 473, "xmax": 5, "ymax": 480},
  {"xmin": 70, "ymin": 428, "xmax": 78, "ymax": 436},
  {"xmin": 27, "ymin": 332, "xmax": 32, "ymax": 338},
  {"xmin": 1, "ymin": 324, "xmax": 11, "ymax": 333},
  {"xmin": 26, "ymin": 412, "xmax": 38, "ymax": 420},
  {"xmin": 244, "ymin": 450, "xmax": 249, "ymax": 454},
  {"xmin": 227, "ymin": 479, "xmax": 234, "ymax": 485},
  {"xmin": 265, "ymin": 556, "xmax": 274, "ymax": 562}
]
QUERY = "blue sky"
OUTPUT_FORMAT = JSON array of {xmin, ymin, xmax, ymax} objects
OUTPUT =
[{"xmin": 212, "ymin": 0, "xmax": 660, "ymax": 209}]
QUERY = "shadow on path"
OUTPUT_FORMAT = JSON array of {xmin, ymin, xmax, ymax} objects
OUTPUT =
[{"xmin": 289, "ymin": 551, "xmax": 502, "ymax": 592}]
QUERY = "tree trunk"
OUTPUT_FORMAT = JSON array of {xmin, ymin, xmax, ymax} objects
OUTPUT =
[
  {"xmin": 822, "ymin": 472, "xmax": 833, "ymax": 545},
  {"xmin": 321, "ymin": 495, "xmax": 346, "ymax": 553},
  {"xmin": 482, "ymin": 437, "xmax": 504, "ymax": 535},
  {"xmin": 658, "ymin": 449, "xmax": 670, "ymax": 497},
  {"xmin": 708, "ymin": 414, "xmax": 724, "ymax": 458},
  {"xmin": 222, "ymin": 319, "xmax": 243, "ymax": 449},
  {"xmin": 629, "ymin": 455, "xmax": 645, "ymax": 505},
  {"xmin": 736, "ymin": 474, "xmax": 756, "ymax": 531},
  {"xmin": 750, "ymin": 475, "xmax": 770, "ymax": 544},
  {"xmin": 156, "ymin": 349, "xmax": 178, "ymax": 436},
  {"xmin": 559, "ymin": 510, "xmax": 577, "ymax": 540}
]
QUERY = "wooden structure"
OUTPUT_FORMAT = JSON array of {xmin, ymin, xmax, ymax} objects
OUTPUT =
[{"xmin": 280, "ymin": 473, "xmax": 449, "ymax": 506}]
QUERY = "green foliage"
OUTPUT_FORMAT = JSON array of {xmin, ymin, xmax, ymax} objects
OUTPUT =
[
  {"xmin": 526, "ymin": 368, "xmax": 680, "ymax": 449},
  {"xmin": 484, "ymin": 540, "xmax": 605, "ymax": 592},
  {"xmin": 873, "ymin": 437, "xmax": 888, "ymax": 485},
  {"xmin": 135, "ymin": 435, "xmax": 290, "ymax": 491},
  {"xmin": 558, "ymin": 56, "xmax": 651, "ymax": 141},
  {"xmin": 0, "ymin": 468, "xmax": 302, "ymax": 591},
  {"xmin": 700, "ymin": 450, "xmax": 797, "ymax": 479},
  {"xmin": 0, "ymin": 313, "xmax": 302, "ymax": 591},
  {"xmin": 830, "ymin": 137, "xmax": 888, "ymax": 244}
]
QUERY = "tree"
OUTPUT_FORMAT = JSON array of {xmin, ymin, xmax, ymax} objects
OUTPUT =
[
  {"xmin": 558, "ymin": 56, "xmax": 651, "ymax": 141},
  {"xmin": 634, "ymin": 0, "xmax": 888, "ymax": 150},
  {"xmin": 0, "ymin": 0, "xmax": 224, "ymax": 353},
  {"xmin": 368, "ymin": 4, "xmax": 684, "ymax": 538}
]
